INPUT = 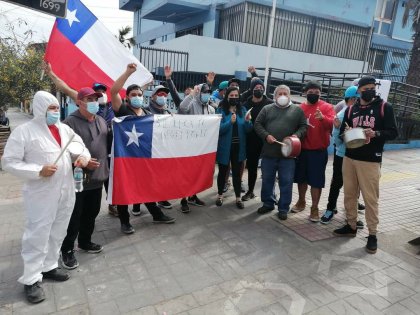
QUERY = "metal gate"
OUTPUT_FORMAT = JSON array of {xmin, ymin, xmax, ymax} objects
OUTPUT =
[{"xmin": 138, "ymin": 46, "xmax": 189, "ymax": 75}]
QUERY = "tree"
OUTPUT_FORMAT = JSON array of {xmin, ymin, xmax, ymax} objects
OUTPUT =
[
  {"xmin": 402, "ymin": 0, "xmax": 420, "ymax": 87},
  {"xmin": 118, "ymin": 26, "xmax": 136, "ymax": 49},
  {"xmin": 0, "ymin": 18, "xmax": 50, "ymax": 107}
]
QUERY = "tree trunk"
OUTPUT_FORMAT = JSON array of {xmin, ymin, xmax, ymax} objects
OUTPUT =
[{"xmin": 406, "ymin": 24, "xmax": 420, "ymax": 87}]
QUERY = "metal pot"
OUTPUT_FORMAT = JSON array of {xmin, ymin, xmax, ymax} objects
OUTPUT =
[
  {"xmin": 281, "ymin": 136, "xmax": 301, "ymax": 158},
  {"xmin": 344, "ymin": 127, "xmax": 366, "ymax": 149}
]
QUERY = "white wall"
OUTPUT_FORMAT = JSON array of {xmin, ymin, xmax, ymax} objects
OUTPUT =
[{"xmin": 154, "ymin": 35, "xmax": 365, "ymax": 75}]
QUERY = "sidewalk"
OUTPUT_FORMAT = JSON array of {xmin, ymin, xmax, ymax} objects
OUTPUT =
[{"xmin": 0, "ymin": 109, "xmax": 419, "ymax": 315}]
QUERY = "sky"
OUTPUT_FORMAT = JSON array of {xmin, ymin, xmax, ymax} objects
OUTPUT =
[{"xmin": 0, "ymin": 0, "xmax": 134, "ymax": 43}]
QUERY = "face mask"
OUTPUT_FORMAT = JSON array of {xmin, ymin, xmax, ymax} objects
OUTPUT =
[
  {"xmin": 306, "ymin": 94, "xmax": 320, "ymax": 104},
  {"xmin": 228, "ymin": 98, "xmax": 239, "ymax": 106},
  {"xmin": 130, "ymin": 96, "xmax": 144, "ymax": 108},
  {"xmin": 87, "ymin": 101, "xmax": 99, "ymax": 114},
  {"xmin": 276, "ymin": 95, "xmax": 289, "ymax": 107},
  {"xmin": 156, "ymin": 96, "xmax": 167, "ymax": 106},
  {"xmin": 46, "ymin": 111, "xmax": 60, "ymax": 125},
  {"xmin": 98, "ymin": 94, "xmax": 108, "ymax": 105},
  {"xmin": 253, "ymin": 90, "xmax": 264, "ymax": 98},
  {"xmin": 360, "ymin": 89, "xmax": 376, "ymax": 102},
  {"xmin": 201, "ymin": 94, "xmax": 210, "ymax": 104}
]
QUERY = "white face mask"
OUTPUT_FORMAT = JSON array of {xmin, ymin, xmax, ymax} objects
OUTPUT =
[
  {"xmin": 277, "ymin": 95, "xmax": 289, "ymax": 107},
  {"xmin": 98, "ymin": 93, "xmax": 108, "ymax": 105}
]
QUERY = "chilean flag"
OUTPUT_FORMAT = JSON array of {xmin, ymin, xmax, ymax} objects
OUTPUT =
[
  {"xmin": 45, "ymin": 0, "xmax": 152, "ymax": 94},
  {"xmin": 108, "ymin": 115, "xmax": 221, "ymax": 205}
]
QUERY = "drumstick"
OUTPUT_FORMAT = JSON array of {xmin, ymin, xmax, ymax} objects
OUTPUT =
[
  {"xmin": 345, "ymin": 122, "xmax": 349, "ymax": 128},
  {"xmin": 274, "ymin": 140, "xmax": 286, "ymax": 146},
  {"xmin": 53, "ymin": 134, "xmax": 75, "ymax": 165}
]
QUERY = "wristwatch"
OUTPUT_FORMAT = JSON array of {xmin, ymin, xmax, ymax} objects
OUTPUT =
[{"xmin": 375, "ymin": 131, "xmax": 381, "ymax": 138}]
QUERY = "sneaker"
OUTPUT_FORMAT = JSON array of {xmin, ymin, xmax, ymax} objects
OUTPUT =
[
  {"xmin": 121, "ymin": 223, "xmax": 135, "ymax": 234},
  {"xmin": 309, "ymin": 206, "xmax": 320, "ymax": 222},
  {"xmin": 188, "ymin": 195, "xmax": 205, "ymax": 207},
  {"xmin": 216, "ymin": 197, "xmax": 223, "ymax": 206},
  {"xmin": 291, "ymin": 202, "xmax": 306, "ymax": 213},
  {"xmin": 358, "ymin": 203, "xmax": 365, "ymax": 211},
  {"xmin": 241, "ymin": 182, "xmax": 246, "ymax": 193},
  {"xmin": 366, "ymin": 235, "xmax": 377, "ymax": 254},
  {"xmin": 61, "ymin": 250, "xmax": 79, "ymax": 270},
  {"xmin": 356, "ymin": 220, "xmax": 364, "ymax": 229},
  {"xmin": 24, "ymin": 282, "xmax": 45, "ymax": 304},
  {"xmin": 108, "ymin": 205, "xmax": 119, "ymax": 217},
  {"xmin": 257, "ymin": 205, "xmax": 274, "ymax": 214},
  {"xmin": 333, "ymin": 224, "xmax": 357, "ymax": 237},
  {"xmin": 130, "ymin": 204, "xmax": 142, "ymax": 216},
  {"xmin": 78, "ymin": 242, "xmax": 103, "ymax": 253},
  {"xmin": 158, "ymin": 201, "xmax": 173, "ymax": 209},
  {"xmin": 320, "ymin": 210, "xmax": 334, "ymax": 224},
  {"xmin": 180, "ymin": 199, "xmax": 190, "ymax": 213},
  {"xmin": 241, "ymin": 191, "xmax": 255, "ymax": 201},
  {"xmin": 278, "ymin": 212, "xmax": 287, "ymax": 220},
  {"xmin": 153, "ymin": 214, "xmax": 176, "ymax": 224},
  {"xmin": 42, "ymin": 268, "xmax": 70, "ymax": 282},
  {"xmin": 236, "ymin": 200, "xmax": 244, "ymax": 209}
]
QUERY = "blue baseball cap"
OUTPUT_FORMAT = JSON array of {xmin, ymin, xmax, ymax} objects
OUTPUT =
[{"xmin": 344, "ymin": 86, "xmax": 359, "ymax": 98}]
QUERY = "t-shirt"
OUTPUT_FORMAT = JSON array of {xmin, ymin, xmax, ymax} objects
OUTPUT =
[
  {"xmin": 114, "ymin": 103, "xmax": 138, "ymax": 117},
  {"xmin": 48, "ymin": 125, "xmax": 61, "ymax": 146}
]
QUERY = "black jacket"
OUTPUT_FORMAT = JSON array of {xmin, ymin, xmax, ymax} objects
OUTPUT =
[
  {"xmin": 243, "ymin": 95, "xmax": 273, "ymax": 145},
  {"xmin": 340, "ymin": 97, "xmax": 398, "ymax": 163}
]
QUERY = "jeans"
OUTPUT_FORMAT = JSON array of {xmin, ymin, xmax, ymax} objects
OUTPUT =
[
  {"xmin": 217, "ymin": 143, "xmax": 243, "ymax": 197},
  {"xmin": 61, "ymin": 188, "xmax": 102, "ymax": 251},
  {"xmin": 261, "ymin": 157, "xmax": 295, "ymax": 214}
]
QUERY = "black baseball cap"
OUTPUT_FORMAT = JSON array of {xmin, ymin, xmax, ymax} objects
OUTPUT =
[
  {"xmin": 228, "ymin": 78, "xmax": 240, "ymax": 86},
  {"xmin": 92, "ymin": 83, "xmax": 107, "ymax": 92}
]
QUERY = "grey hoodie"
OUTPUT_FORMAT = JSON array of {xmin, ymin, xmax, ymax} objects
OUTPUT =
[
  {"xmin": 178, "ymin": 84, "xmax": 216, "ymax": 115},
  {"xmin": 63, "ymin": 110, "xmax": 109, "ymax": 190}
]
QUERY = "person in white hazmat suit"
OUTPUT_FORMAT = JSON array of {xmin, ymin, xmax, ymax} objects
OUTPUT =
[{"xmin": 1, "ymin": 91, "xmax": 90, "ymax": 304}]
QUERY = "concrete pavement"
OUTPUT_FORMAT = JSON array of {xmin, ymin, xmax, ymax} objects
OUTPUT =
[{"xmin": 0, "ymin": 109, "xmax": 420, "ymax": 314}]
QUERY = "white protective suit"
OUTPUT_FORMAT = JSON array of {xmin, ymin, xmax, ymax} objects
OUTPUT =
[{"xmin": 1, "ymin": 91, "xmax": 90, "ymax": 285}]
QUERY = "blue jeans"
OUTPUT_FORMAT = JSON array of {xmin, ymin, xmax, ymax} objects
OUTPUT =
[{"xmin": 261, "ymin": 157, "xmax": 296, "ymax": 214}]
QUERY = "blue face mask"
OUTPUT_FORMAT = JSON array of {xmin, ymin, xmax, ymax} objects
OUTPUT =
[
  {"xmin": 46, "ymin": 111, "xmax": 60, "ymax": 125},
  {"xmin": 87, "ymin": 101, "xmax": 99, "ymax": 114},
  {"xmin": 130, "ymin": 96, "xmax": 144, "ymax": 108},
  {"xmin": 201, "ymin": 94, "xmax": 210, "ymax": 104},
  {"xmin": 156, "ymin": 96, "xmax": 167, "ymax": 106}
]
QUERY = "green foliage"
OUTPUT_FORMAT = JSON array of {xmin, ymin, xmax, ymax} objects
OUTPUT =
[{"xmin": 0, "ymin": 19, "xmax": 51, "ymax": 107}]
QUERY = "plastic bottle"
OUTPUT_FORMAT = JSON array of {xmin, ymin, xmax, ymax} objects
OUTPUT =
[{"xmin": 74, "ymin": 167, "xmax": 84, "ymax": 192}]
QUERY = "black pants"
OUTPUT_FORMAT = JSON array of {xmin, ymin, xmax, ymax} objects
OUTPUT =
[
  {"xmin": 61, "ymin": 188, "xmax": 102, "ymax": 251},
  {"xmin": 117, "ymin": 202, "xmax": 164, "ymax": 225},
  {"xmin": 218, "ymin": 143, "xmax": 242, "ymax": 197},
  {"xmin": 326, "ymin": 154, "xmax": 343, "ymax": 210},
  {"xmin": 246, "ymin": 137, "xmax": 263, "ymax": 193}
]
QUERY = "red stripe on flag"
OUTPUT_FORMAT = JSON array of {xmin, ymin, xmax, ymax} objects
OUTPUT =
[
  {"xmin": 111, "ymin": 153, "xmax": 216, "ymax": 204},
  {"xmin": 45, "ymin": 23, "xmax": 123, "ymax": 97}
]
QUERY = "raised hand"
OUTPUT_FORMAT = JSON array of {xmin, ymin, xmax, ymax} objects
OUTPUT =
[
  {"xmin": 248, "ymin": 65, "xmax": 256, "ymax": 73},
  {"xmin": 206, "ymin": 71, "xmax": 216, "ymax": 85},
  {"xmin": 126, "ymin": 63, "xmax": 137, "ymax": 74},
  {"xmin": 164, "ymin": 65, "xmax": 172, "ymax": 79}
]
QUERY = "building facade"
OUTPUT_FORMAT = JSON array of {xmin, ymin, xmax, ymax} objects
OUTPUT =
[{"xmin": 119, "ymin": 0, "xmax": 413, "ymax": 80}]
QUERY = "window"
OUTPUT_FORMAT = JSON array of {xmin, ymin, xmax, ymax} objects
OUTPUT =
[
  {"xmin": 374, "ymin": 0, "xmax": 397, "ymax": 35},
  {"xmin": 175, "ymin": 25, "xmax": 203, "ymax": 38},
  {"xmin": 149, "ymin": 39, "xmax": 156, "ymax": 45},
  {"xmin": 368, "ymin": 49, "xmax": 386, "ymax": 72}
]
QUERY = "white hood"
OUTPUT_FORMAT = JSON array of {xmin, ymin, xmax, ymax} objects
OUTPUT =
[{"xmin": 32, "ymin": 91, "xmax": 59, "ymax": 119}]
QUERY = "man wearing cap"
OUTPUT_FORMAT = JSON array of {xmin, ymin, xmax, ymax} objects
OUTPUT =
[
  {"xmin": 60, "ymin": 87, "xmax": 109, "ymax": 270},
  {"xmin": 334, "ymin": 76, "xmax": 398, "ymax": 254},
  {"xmin": 241, "ymin": 78, "xmax": 273, "ymax": 202},
  {"xmin": 321, "ymin": 86, "xmax": 365, "ymax": 225},
  {"xmin": 212, "ymin": 81, "xmax": 229, "ymax": 107},
  {"xmin": 292, "ymin": 81, "xmax": 335, "ymax": 222},
  {"xmin": 110, "ymin": 63, "xmax": 176, "ymax": 234}
]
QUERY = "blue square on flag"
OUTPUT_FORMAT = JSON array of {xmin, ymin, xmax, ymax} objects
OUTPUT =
[
  {"xmin": 113, "ymin": 116, "xmax": 153, "ymax": 158},
  {"xmin": 57, "ymin": 0, "xmax": 97, "ymax": 44}
]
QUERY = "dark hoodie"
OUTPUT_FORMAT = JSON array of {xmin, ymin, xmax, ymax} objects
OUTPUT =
[
  {"xmin": 340, "ymin": 97, "xmax": 398, "ymax": 163},
  {"xmin": 63, "ymin": 110, "xmax": 109, "ymax": 190}
]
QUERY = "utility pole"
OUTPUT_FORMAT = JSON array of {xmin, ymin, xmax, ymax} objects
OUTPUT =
[{"xmin": 263, "ymin": 0, "xmax": 277, "ymax": 90}]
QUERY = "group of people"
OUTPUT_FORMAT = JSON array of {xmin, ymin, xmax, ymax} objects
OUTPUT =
[{"xmin": 1, "ymin": 60, "xmax": 397, "ymax": 304}]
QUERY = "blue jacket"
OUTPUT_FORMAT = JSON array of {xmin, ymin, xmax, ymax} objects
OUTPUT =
[
  {"xmin": 216, "ymin": 107, "xmax": 252, "ymax": 165},
  {"xmin": 333, "ymin": 106, "xmax": 347, "ymax": 157}
]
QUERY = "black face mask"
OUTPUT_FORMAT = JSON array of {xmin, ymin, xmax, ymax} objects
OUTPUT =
[
  {"xmin": 306, "ymin": 94, "xmax": 320, "ymax": 104},
  {"xmin": 228, "ymin": 98, "xmax": 240, "ymax": 106},
  {"xmin": 360, "ymin": 89, "xmax": 376, "ymax": 102},
  {"xmin": 253, "ymin": 90, "xmax": 264, "ymax": 98}
]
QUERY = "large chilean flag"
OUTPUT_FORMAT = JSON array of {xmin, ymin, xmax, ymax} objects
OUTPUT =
[
  {"xmin": 108, "ymin": 115, "xmax": 221, "ymax": 205},
  {"xmin": 45, "ymin": 0, "xmax": 152, "ymax": 94}
]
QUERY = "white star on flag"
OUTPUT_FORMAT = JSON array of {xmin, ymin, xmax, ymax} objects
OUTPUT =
[
  {"xmin": 66, "ymin": 9, "xmax": 80, "ymax": 27},
  {"xmin": 125, "ymin": 125, "xmax": 143, "ymax": 147}
]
